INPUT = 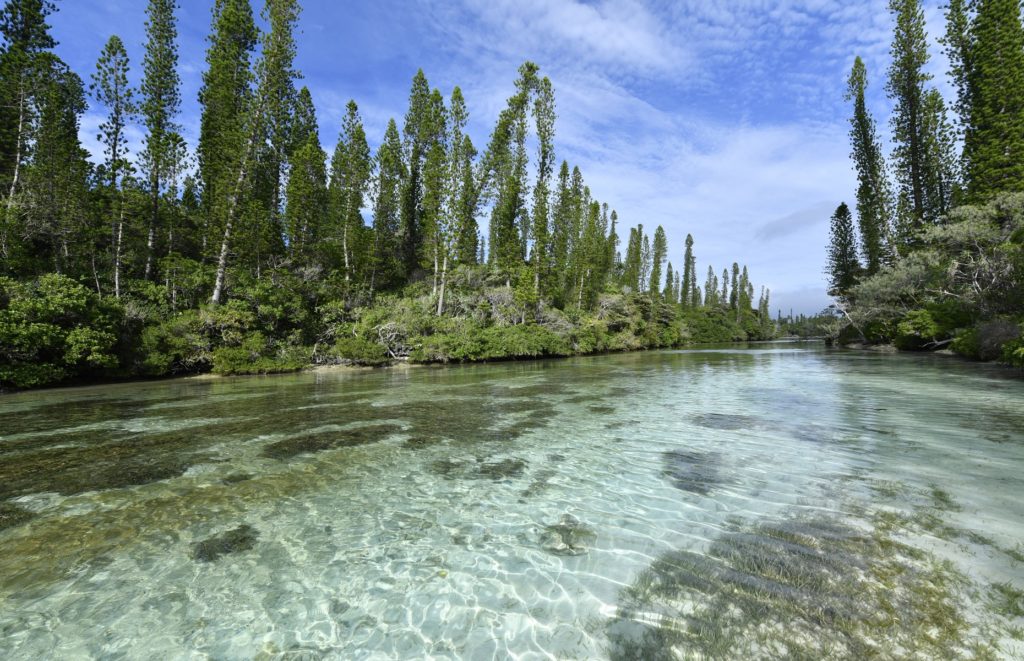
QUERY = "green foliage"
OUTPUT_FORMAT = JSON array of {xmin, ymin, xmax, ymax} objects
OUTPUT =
[
  {"xmin": 0, "ymin": 274, "xmax": 125, "ymax": 388},
  {"xmin": 1001, "ymin": 325, "xmax": 1024, "ymax": 367},
  {"xmin": 894, "ymin": 309, "xmax": 941, "ymax": 350}
]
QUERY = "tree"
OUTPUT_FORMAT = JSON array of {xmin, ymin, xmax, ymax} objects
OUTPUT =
[
  {"xmin": 197, "ymin": 0, "xmax": 257, "ymax": 263},
  {"xmin": 328, "ymin": 100, "xmax": 371, "ymax": 282},
  {"xmin": 729, "ymin": 262, "xmax": 740, "ymax": 310},
  {"xmin": 847, "ymin": 57, "xmax": 892, "ymax": 272},
  {"xmin": 663, "ymin": 262, "xmax": 674, "ymax": 301},
  {"xmin": 0, "ymin": 0, "xmax": 58, "ymax": 266},
  {"xmin": 704, "ymin": 265, "xmax": 718, "ymax": 307},
  {"xmin": 919, "ymin": 89, "xmax": 959, "ymax": 226},
  {"xmin": 90, "ymin": 35, "xmax": 135, "ymax": 297},
  {"xmin": 681, "ymin": 233, "xmax": 694, "ymax": 307},
  {"xmin": 369, "ymin": 118, "xmax": 404, "ymax": 292},
  {"xmin": 549, "ymin": 161, "xmax": 572, "ymax": 301},
  {"xmin": 530, "ymin": 76, "xmax": 555, "ymax": 297},
  {"xmin": 963, "ymin": 0, "xmax": 1024, "ymax": 198},
  {"xmin": 255, "ymin": 0, "xmax": 301, "ymax": 260},
  {"xmin": 886, "ymin": 0, "xmax": 931, "ymax": 230},
  {"xmin": 399, "ymin": 69, "xmax": 431, "ymax": 278},
  {"xmin": 283, "ymin": 92, "xmax": 325, "ymax": 258},
  {"xmin": 827, "ymin": 202, "xmax": 862, "ymax": 300},
  {"xmin": 139, "ymin": 0, "xmax": 181, "ymax": 281},
  {"xmin": 21, "ymin": 62, "xmax": 91, "ymax": 275},
  {"xmin": 438, "ymin": 87, "xmax": 474, "ymax": 314},
  {"xmin": 649, "ymin": 225, "xmax": 666, "ymax": 295}
]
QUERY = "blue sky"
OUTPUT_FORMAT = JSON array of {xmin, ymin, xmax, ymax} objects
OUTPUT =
[{"xmin": 50, "ymin": 0, "xmax": 955, "ymax": 315}]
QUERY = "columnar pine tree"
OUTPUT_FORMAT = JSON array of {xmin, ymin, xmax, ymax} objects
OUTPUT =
[
  {"xmin": 530, "ymin": 76, "xmax": 555, "ymax": 297},
  {"xmin": 886, "ymin": 0, "xmax": 931, "ymax": 230},
  {"xmin": 91, "ymin": 35, "xmax": 135, "ymax": 297},
  {"xmin": 846, "ymin": 57, "xmax": 892, "ymax": 272},
  {"xmin": 963, "ymin": 0, "xmax": 1024, "ymax": 198},
  {"xmin": 283, "ymin": 89, "xmax": 325, "ymax": 258},
  {"xmin": 256, "ymin": 0, "xmax": 301, "ymax": 261},
  {"xmin": 826, "ymin": 202, "xmax": 862, "ymax": 300},
  {"xmin": 919, "ymin": 89, "xmax": 959, "ymax": 224},
  {"xmin": 140, "ymin": 0, "xmax": 181, "ymax": 280},
  {"xmin": 704, "ymin": 266, "xmax": 718, "ymax": 307},
  {"xmin": 649, "ymin": 225, "xmax": 666, "ymax": 295},
  {"xmin": 370, "ymin": 119, "xmax": 404, "ymax": 292},
  {"xmin": 197, "ymin": 0, "xmax": 256, "ymax": 261},
  {"xmin": 437, "ymin": 87, "xmax": 471, "ymax": 314},
  {"xmin": 399, "ymin": 69, "xmax": 430, "ymax": 278},
  {"xmin": 0, "ymin": 0, "xmax": 58, "ymax": 266},
  {"xmin": 941, "ymin": 0, "xmax": 974, "ymax": 158},
  {"xmin": 328, "ymin": 100, "xmax": 371, "ymax": 282},
  {"xmin": 681, "ymin": 234, "xmax": 694, "ymax": 308},
  {"xmin": 729, "ymin": 262, "xmax": 740, "ymax": 310},
  {"xmin": 663, "ymin": 262, "xmax": 674, "ymax": 301}
]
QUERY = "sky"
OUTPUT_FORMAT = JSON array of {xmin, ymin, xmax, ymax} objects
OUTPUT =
[{"xmin": 49, "ymin": 0, "xmax": 956, "ymax": 315}]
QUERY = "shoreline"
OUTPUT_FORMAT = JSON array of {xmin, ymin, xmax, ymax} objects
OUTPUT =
[{"xmin": 1, "ymin": 339, "xmax": 828, "ymax": 396}]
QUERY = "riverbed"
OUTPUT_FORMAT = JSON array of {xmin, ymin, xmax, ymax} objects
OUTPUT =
[{"xmin": 1, "ymin": 343, "xmax": 1022, "ymax": 659}]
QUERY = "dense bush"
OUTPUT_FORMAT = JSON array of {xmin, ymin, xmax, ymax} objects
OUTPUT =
[
  {"xmin": 0, "ymin": 275, "xmax": 128, "ymax": 389},
  {"xmin": 841, "ymin": 193, "xmax": 1024, "ymax": 364}
]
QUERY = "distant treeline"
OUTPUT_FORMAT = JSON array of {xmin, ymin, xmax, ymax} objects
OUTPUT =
[{"xmin": 0, "ymin": 0, "xmax": 775, "ymax": 390}]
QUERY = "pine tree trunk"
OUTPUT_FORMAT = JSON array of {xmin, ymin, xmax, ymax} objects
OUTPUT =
[
  {"xmin": 211, "ymin": 139, "xmax": 254, "ymax": 305},
  {"xmin": 2, "ymin": 83, "xmax": 27, "ymax": 259},
  {"xmin": 343, "ymin": 222, "xmax": 350, "ymax": 282},
  {"xmin": 145, "ymin": 182, "xmax": 158, "ymax": 280},
  {"xmin": 115, "ymin": 199, "xmax": 125, "ymax": 298},
  {"xmin": 436, "ymin": 251, "xmax": 448, "ymax": 316}
]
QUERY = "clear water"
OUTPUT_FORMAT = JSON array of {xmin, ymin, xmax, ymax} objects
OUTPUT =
[{"xmin": 1, "ymin": 343, "xmax": 1022, "ymax": 659}]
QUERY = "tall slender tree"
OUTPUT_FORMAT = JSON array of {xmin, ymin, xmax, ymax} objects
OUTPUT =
[
  {"xmin": 90, "ymin": 35, "xmax": 135, "ymax": 297},
  {"xmin": 369, "ymin": 118, "xmax": 404, "ymax": 292},
  {"xmin": 197, "ymin": 0, "xmax": 256, "ymax": 261},
  {"xmin": 846, "ymin": 57, "xmax": 892, "ymax": 272},
  {"xmin": 963, "ymin": 0, "xmax": 1024, "ymax": 198},
  {"xmin": 826, "ymin": 202, "xmax": 862, "ymax": 300},
  {"xmin": 649, "ymin": 225, "xmax": 666, "ymax": 296},
  {"xmin": 886, "ymin": 0, "xmax": 931, "ymax": 231},
  {"xmin": 254, "ymin": 0, "xmax": 300, "ymax": 264},
  {"xmin": 328, "ymin": 100, "xmax": 371, "ymax": 282},
  {"xmin": 140, "ymin": 0, "xmax": 181, "ymax": 280},
  {"xmin": 681, "ymin": 233, "xmax": 694, "ymax": 308},
  {"xmin": 530, "ymin": 76, "xmax": 555, "ymax": 297},
  {"xmin": 1, "ymin": 0, "xmax": 60, "ymax": 268}
]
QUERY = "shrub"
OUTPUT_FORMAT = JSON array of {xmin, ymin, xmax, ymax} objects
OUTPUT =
[{"xmin": 0, "ymin": 274, "xmax": 126, "ymax": 389}]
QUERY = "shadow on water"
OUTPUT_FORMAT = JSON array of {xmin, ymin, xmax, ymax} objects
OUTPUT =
[{"xmin": 661, "ymin": 450, "xmax": 726, "ymax": 495}]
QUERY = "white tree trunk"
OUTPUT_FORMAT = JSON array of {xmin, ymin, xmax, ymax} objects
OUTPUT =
[{"xmin": 436, "ymin": 251, "xmax": 448, "ymax": 316}]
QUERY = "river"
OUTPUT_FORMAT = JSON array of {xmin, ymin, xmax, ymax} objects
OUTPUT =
[{"xmin": 1, "ymin": 343, "xmax": 1022, "ymax": 659}]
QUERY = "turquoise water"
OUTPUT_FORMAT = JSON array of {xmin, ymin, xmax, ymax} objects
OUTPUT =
[{"xmin": 1, "ymin": 344, "xmax": 1022, "ymax": 659}]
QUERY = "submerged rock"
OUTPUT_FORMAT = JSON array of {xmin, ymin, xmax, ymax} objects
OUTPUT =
[
  {"xmin": 192, "ymin": 524, "xmax": 259, "ymax": 562},
  {"xmin": 540, "ymin": 514, "xmax": 597, "ymax": 556},
  {"xmin": 221, "ymin": 472, "xmax": 253, "ymax": 484},
  {"xmin": 0, "ymin": 502, "xmax": 35, "ymax": 531},
  {"xmin": 608, "ymin": 515, "xmax": 1000, "ymax": 660},
  {"xmin": 478, "ymin": 458, "xmax": 527, "ymax": 481},
  {"xmin": 661, "ymin": 450, "xmax": 724, "ymax": 495},
  {"xmin": 691, "ymin": 413, "xmax": 759, "ymax": 431},
  {"xmin": 430, "ymin": 456, "xmax": 528, "ymax": 482},
  {"xmin": 262, "ymin": 424, "xmax": 402, "ymax": 459},
  {"xmin": 520, "ymin": 468, "xmax": 558, "ymax": 499}
]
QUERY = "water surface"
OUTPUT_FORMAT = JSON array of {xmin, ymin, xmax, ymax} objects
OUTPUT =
[{"xmin": 1, "ymin": 344, "xmax": 1022, "ymax": 659}]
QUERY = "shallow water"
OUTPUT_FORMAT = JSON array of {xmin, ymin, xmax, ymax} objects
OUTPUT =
[{"xmin": 1, "ymin": 343, "xmax": 1022, "ymax": 659}]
